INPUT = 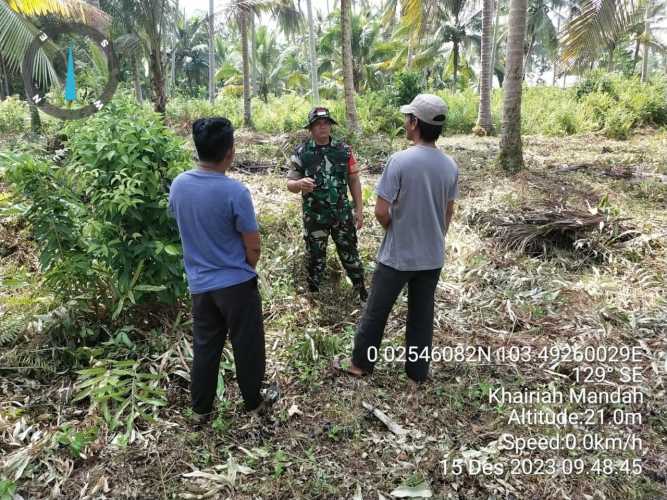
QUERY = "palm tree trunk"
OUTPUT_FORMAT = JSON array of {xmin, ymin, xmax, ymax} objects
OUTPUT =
[
  {"xmin": 30, "ymin": 105, "xmax": 42, "ymax": 134},
  {"xmin": 170, "ymin": 0, "xmax": 179, "ymax": 95},
  {"xmin": 208, "ymin": 0, "xmax": 215, "ymax": 102},
  {"xmin": 489, "ymin": 0, "xmax": 501, "ymax": 90},
  {"xmin": 607, "ymin": 42, "xmax": 615, "ymax": 73},
  {"xmin": 0, "ymin": 52, "xmax": 8, "ymax": 100},
  {"xmin": 133, "ymin": 55, "xmax": 143, "ymax": 102},
  {"xmin": 250, "ymin": 15, "xmax": 258, "ymax": 95},
  {"xmin": 552, "ymin": 3, "xmax": 560, "ymax": 86},
  {"xmin": 632, "ymin": 36, "xmax": 641, "ymax": 73},
  {"xmin": 240, "ymin": 10, "xmax": 253, "ymax": 128},
  {"xmin": 522, "ymin": 32, "xmax": 535, "ymax": 80},
  {"xmin": 149, "ymin": 45, "xmax": 167, "ymax": 114},
  {"xmin": 452, "ymin": 13, "xmax": 460, "ymax": 88},
  {"xmin": 306, "ymin": 0, "xmax": 320, "ymax": 104},
  {"xmin": 341, "ymin": 0, "xmax": 360, "ymax": 134},
  {"xmin": 453, "ymin": 39, "xmax": 459, "ymax": 88},
  {"xmin": 640, "ymin": 0, "xmax": 652, "ymax": 83},
  {"xmin": 498, "ymin": 0, "xmax": 527, "ymax": 172},
  {"xmin": 475, "ymin": 0, "xmax": 494, "ymax": 135}
]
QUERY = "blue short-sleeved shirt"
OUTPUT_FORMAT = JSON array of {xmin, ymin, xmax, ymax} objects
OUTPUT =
[{"xmin": 168, "ymin": 169, "xmax": 258, "ymax": 294}]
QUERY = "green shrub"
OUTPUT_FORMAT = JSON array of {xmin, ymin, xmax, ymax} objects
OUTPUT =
[
  {"xmin": 357, "ymin": 91, "xmax": 403, "ymax": 135},
  {"xmin": 603, "ymin": 107, "xmax": 635, "ymax": 139},
  {"xmin": 394, "ymin": 70, "xmax": 423, "ymax": 106},
  {"xmin": 6, "ymin": 96, "xmax": 191, "ymax": 324},
  {"xmin": 438, "ymin": 88, "xmax": 481, "ymax": 134},
  {"xmin": 575, "ymin": 70, "xmax": 616, "ymax": 100},
  {"xmin": 53, "ymin": 424, "xmax": 99, "ymax": 458},
  {"xmin": 166, "ymin": 74, "xmax": 665, "ymax": 139},
  {"xmin": 580, "ymin": 92, "xmax": 615, "ymax": 130},
  {"xmin": 617, "ymin": 76, "xmax": 667, "ymax": 126},
  {"xmin": 0, "ymin": 96, "xmax": 28, "ymax": 134}
]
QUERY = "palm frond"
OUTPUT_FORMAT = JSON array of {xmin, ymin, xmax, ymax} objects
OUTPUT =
[
  {"xmin": 7, "ymin": 0, "xmax": 71, "ymax": 16},
  {"xmin": 0, "ymin": 0, "xmax": 57, "ymax": 86},
  {"xmin": 9, "ymin": 0, "xmax": 111, "ymax": 31},
  {"xmin": 560, "ymin": 0, "xmax": 648, "ymax": 67}
]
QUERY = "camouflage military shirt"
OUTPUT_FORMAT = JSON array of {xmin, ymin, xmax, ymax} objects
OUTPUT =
[{"xmin": 287, "ymin": 138, "xmax": 358, "ymax": 225}]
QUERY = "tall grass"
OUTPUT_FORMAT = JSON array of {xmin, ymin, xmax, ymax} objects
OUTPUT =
[{"xmin": 166, "ymin": 74, "xmax": 665, "ymax": 139}]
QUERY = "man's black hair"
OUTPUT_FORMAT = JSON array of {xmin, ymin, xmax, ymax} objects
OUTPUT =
[
  {"xmin": 409, "ymin": 114, "xmax": 444, "ymax": 143},
  {"xmin": 192, "ymin": 117, "xmax": 234, "ymax": 162}
]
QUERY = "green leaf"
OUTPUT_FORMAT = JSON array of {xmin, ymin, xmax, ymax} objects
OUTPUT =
[
  {"xmin": 164, "ymin": 244, "xmax": 181, "ymax": 256},
  {"xmin": 134, "ymin": 284, "xmax": 167, "ymax": 292},
  {"xmin": 112, "ymin": 297, "xmax": 125, "ymax": 320}
]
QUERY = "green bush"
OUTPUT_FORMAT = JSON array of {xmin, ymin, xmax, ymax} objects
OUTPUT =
[
  {"xmin": 617, "ymin": 76, "xmax": 667, "ymax": 126},
  {"xmin": 6, "ymin": 96, "xmax": 191, "ymax": 324},
  {"xmin": 575, "ymin": 70, "xmax": 617, "ymax": 100},
  {"xmin": 603, "ymin": 106, "xmax": 635, "ymax": 140},
  {"xmin": 437, "ymin": 88, "xmax": 481, "ymax": 134},
  {"xmin": 580, "ymin": 92, "xmax": 616, "ymax": 130},
  {"xmin": 356, "ymin": 91, "xmax": 403, "ymax": 136},
  {"xmin": 0, "ymin": 96, "xmax": 28, "ymax": 134},
  {"xmin": 166, "ymin": 74, "xmax": 666, "ymax": 139},
  {"xmin": 394, "ymin": 70, "xmax": 423, "ymax": 106}
]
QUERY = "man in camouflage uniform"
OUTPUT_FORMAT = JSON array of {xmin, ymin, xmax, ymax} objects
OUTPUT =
[{"xmin": 287, "ymin": 107, "xmax": 367, "ymax": 301}]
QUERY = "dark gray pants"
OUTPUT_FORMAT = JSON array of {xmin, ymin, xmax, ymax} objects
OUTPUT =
[
  {"xmin": 191, "ymin": 277, "xmax": 265, "ymax": 413},
  {"xmin": 352, "ymin": 263, "xmax": 441, "ymax": 382}
]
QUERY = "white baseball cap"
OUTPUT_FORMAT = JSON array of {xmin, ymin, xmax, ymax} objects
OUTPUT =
[{"xmin": 399, "ymin": 94, "xmax": 448, "ymax": 125}]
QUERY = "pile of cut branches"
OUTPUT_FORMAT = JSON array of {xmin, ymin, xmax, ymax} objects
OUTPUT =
[{"xmin": 468, "ymin": 205, "xmax": 641, "ymax": 261}]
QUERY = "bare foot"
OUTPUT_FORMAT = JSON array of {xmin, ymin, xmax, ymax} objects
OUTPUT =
[{"xmin": 332, "ymin": 356, "xmax": 367, "ymax": 377}]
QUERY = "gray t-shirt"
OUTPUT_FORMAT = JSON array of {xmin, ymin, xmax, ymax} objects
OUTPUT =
[{"xmin": 375, "ymin": 145, "xmax": 459, "ymax": 271}]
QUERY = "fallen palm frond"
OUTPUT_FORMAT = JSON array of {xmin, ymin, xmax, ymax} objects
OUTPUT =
[{"xmin": 468, "ymin": 205, "xmax": 641, "ymax": 260}]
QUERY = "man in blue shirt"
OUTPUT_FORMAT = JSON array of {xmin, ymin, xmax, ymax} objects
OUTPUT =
[{"xmin": 169, "ymin": 117, "xmax": 266, "ymax": 421}]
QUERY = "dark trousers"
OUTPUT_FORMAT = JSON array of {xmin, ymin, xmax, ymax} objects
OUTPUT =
[
  {"xmin": 352, "ymin": 263, "xmax": 441, "ymax": 382},
  {"xmin": 191, "ymin": 277, "xmax": 265, "ymax": 413}
]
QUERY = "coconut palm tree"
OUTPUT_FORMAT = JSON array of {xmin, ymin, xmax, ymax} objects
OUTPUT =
[
  {"xmin": 474, "ymin": 0, "xmax": 494, "ymax": 135},
  {"xmin": 208, "ymin": 0, "xmax": 215, "ymax": 101},
  {"xmin": 498, "ymin": 0, "xmax": 527, "ymax": 171},
  {"xmin": 523, "ymin": 0, "xmax": 560, "ymax": 79},
  {"xmin": 219, "ymin": 0, "xmax": 301, "ymax": 128},
  {"xmin": 319, "ymin": 11, "xmax": 399, "ymax": 92},
  {"xmin": 305, "ymin": 0, "xmax": 319, "ymax": 103},
  {"xmin": 104, "ymin": 0, "xmax": 174, "ymax": 114},
  {"xmin": 340, "ymin": 0, "xmax": 359, "ymax": 134},
  {"xmin": 171, "ymin": 15, "xmax": 209, "ymax": 95}
]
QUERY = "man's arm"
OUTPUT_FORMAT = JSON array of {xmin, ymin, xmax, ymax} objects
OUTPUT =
[
  {"xmin": 375, "ymin": 196, "xmax": 391, "ymax": 230},
  {"xmin": 445, "ymin": 200, "xmax": 455, "ymax": 234},
  {"xmin": 242, "ymin": 231, "xmax": 261, "ymax": 268},
  {"xmin": 288, "ymin": 177, "xmax": 316, "ymax": 193},
  {"xmin": 348, "ymin": 173, "xmax": 363, "ymax": 229}
]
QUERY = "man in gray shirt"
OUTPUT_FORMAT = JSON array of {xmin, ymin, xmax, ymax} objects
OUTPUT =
[{"xmin": 334, "ymin": 94, "xmax": 459, "ymax": 382}]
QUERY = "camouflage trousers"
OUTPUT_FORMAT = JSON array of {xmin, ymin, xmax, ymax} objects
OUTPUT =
[{"xmin": 303, "ymin": 214, "xmax": 364, "ymax": 292}]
